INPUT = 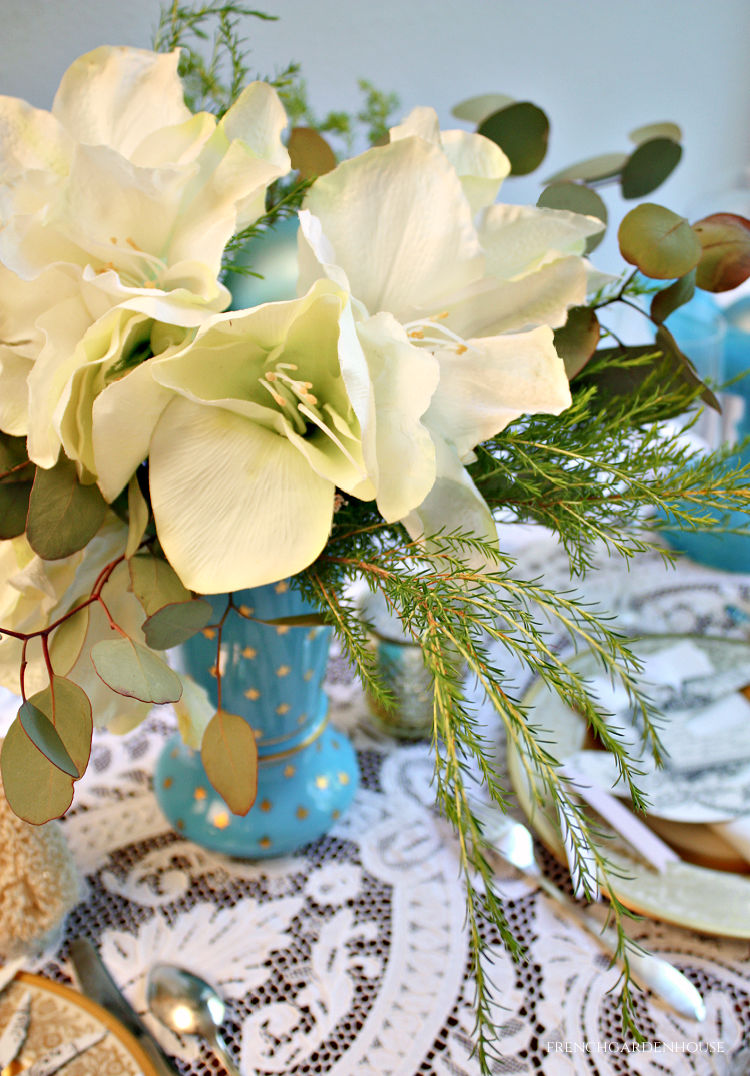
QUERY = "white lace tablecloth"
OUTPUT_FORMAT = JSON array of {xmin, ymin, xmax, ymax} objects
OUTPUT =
[{"xmin": 6, "ymin": 531, "xmax": 750, "ymax": 1075}]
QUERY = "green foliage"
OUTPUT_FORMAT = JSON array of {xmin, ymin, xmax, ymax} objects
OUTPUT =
[
  {"xmin": 26, "ymin": 455, "xmax": 108, "ymax": 560},
  {"xmin": 90, "ymin": 637, "xmax": 183, "ymax": 704},
  {"xmin": 0, "ymin": 677, "xmax": 92, "ymax": 824},
  {"xmin": 143, "ymin": 599, "xmax": 214, "ymax": 649},
  {"xmin": 478, "ymin": 101, "xmax": 549, "ymax": 175},
  {"xmin": 693, "ymin": 213, "xmax": 750, "ymax": 292},
  {"xmin": 201, "ymin": 708, "xmax": 259, "ymax": 814},
  {"xmin": 618, "ymin": 203, "xmax": 701, "ymax": 279},
  {"xmin": 153, "ymin": 1, "xmax": 282, "ymax": 116}
]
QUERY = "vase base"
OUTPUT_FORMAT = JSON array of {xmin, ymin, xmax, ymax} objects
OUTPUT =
[{"xmin": 154, "ymin": 725, "xmax": 359, "ymax": 858}]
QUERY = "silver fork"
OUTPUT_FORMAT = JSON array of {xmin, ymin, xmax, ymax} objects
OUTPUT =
[{"xmin": 472, "ymin": 801, "xmax": 706, "ymax": 1022}]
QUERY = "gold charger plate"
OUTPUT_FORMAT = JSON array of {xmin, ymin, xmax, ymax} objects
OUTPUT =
[
  {"xmin": 507, "ymin": 635, "xmax": 750, "ymax": 938},
  {"xmin": 0, "ymin": 971, "xmax": 158, "ymax": 1076}
]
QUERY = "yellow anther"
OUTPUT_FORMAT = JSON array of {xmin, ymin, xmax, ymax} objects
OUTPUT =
[
  {"xmin": 126, "ymin": 236, "xmax": 141, "ymax": 251},
  {"xmin": 456, "ymin": 344, "xmax": 468, "ymax": 354},
  {"xmin": 409, "ymin": 328, "xmax": 425, "ymax": 339}
]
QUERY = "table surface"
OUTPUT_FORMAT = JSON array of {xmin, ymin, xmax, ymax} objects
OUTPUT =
[{"xmin": 4, "ymin": 530, "xmax": 750, "ymax": 1076}]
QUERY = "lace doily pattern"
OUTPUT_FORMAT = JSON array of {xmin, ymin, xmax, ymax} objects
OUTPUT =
[{"xmin": 4, "ymin": 533, "xmax": 750, "ymax": 1074}]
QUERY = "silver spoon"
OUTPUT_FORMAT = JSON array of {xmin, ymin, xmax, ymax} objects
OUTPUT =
[
  {"xmin": 146, "ymin": 963, "xmax": 244, "ymax": 1076},
  {"xmin": 472, "ymin": 801, "xmax": 707, "ymax": 1022}
]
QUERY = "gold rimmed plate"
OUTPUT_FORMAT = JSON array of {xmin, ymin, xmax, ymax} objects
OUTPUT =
[
  {"xmin": 0, "ymin": 972, "xmax": 158, "ymax": 1076},
  {"xmin": 507, "ymin": 635, "xmax": 750, "ymax": 937}
]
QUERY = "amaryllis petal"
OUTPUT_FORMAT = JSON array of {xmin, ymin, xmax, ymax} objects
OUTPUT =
[
  {"xmin": 353, "ymin": 313, "xmax": 439, "ymax": 521},
  {"xmin": 0, "ymin": 96, "xmax": 71, "ymax": 180},
  {"xmin": 390, "ymin": 106, "xmax": 510, "ymax": 214},
  {"xmin": 302, "ymin": 137, "xmax": 483, "ymax": 320},
  {"xmin": 479, "ymin": 203, "xmax": 603, "ymax": 281},
  {"xmin": 52, "ymin": 46, "xmax": 191, "ymax": 156},
  {"xmin": 426, "ymin": 326, "xmax": 571, "ymax": 458},
  {"xmin": 401, "ymin": 438, "xmax": 498, "ymax": 552},
  {"xmin": 444, "ymin": 255, "xmax": 588, "ymax": 338},
  {"xmin": 149, "ymin": 396, "xmax": 335, "ymax": 592}
]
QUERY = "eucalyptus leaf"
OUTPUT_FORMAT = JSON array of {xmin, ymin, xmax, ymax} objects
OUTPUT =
[
  {"xmin": 26, "ymin": 455, "xmax": 107, "ymax": 560},
  {"xmin": 628, "ymin": 121, "xmax": 682, "ymax": 145},
  {"xmin": 650, "ymin": 270, "xmax": 696, "ymax": 325},
  {"xmin": 0, "ymin": 676, "xmax": 93, "ymax": 823},
  {"xmin": 129, "ymin": 553, "xmax": 191, "ymax": 616},
  {"xmin": 537, "ymin": 182, "xmax": 607, "ymax": 252},
  {"xmin": 0, "ymin": 481, "xmax": 31, "ymax": 539},
  {"xmin": 655, "ymin": 324, "xmax": 720, "ymax": 410},
  {"xmin": 620, "ymin": 138, "xmax": 682, "ymax": 199},
  {"xmin": 553, "ymin": 306, "xmax": 601, "ymax": 379},
  {"xmin": 34, "ymin": 676, "xmax": 93, "ymax": 774},
  {"xmin": 50, "ymin": 608, "xmax": 90, "ymax": 676},
  {"xmin": 576, "ymin": 342, "xmax": 712, "ymax": 417},
  {"xmin": 692, "ymin": 212, "xmax": 750, "ymax": 292},
  {"xmin": 478, "ymin": 101, "xmax": 549, "ymax": 175},
  {"xmin": 288, "ymin": 126, "xmax": 337, "ymax": 179},
  {"xmin": 91, "ymin": 636, "xmax": 183, "ymax": 703},
  {"xmin": 0, "ymin": 720, "xmax": 74, "ymax": 823},
  {"xmin": 201, "ymin": 709, "xmax": 258, "ymax": 816},
  {"xmin": 618, "ymin": 203, "xmax": 701, "ymax": 280},
  {"xmin": 451, "ymin": 92, "xmax": 515, "ymax": 124},
  {"xmin": 18, "ymin": 700, "xmax": 79, "ymax": 777},
  {"xmin": 143, "ymin": 598, "xmax": 213, "ymax": 649},
  {"xmin": 544, "ymin": 152, "xmax": 627, "ymax": 185},
  {"xmin": 0, "ymin": 433, "xmax": 30, "ymax": 476}
]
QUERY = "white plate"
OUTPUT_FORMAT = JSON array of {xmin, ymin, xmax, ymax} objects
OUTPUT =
[
  {"xmin": 507, "ymin": 635, "xmax": 750, "ymax": 937},
  {"xmin": 0, "ymin": 972, "xmax": 158, "ymax": 1076}
]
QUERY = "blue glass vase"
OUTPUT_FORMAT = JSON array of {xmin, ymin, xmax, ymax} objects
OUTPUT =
[{"xmin": 153, "ymin": 580, "xmax": 359, "ymax": 857}]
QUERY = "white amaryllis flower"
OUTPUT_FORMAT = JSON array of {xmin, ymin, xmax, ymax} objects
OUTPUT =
[
  {"xmin": 0, "ymin": 46, "xmax": 290, "ymax": 290},
  {"xmin": 298, "ymin": 107, "xmax": 603, "ymax": 544},
  {"xmin": 85, "ymin": 279, "xmax": 374, "ymax": 593}
]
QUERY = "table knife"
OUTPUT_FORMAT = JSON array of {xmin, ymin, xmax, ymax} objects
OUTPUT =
[{"xmin": 68, "ymin": 939, "xmax": 182, "ymax": 1076}]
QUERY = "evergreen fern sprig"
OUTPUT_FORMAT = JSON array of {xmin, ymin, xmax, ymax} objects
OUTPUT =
[{"xmin": 153, "ymin": 1, "xmax": 279, "ymax": 114}]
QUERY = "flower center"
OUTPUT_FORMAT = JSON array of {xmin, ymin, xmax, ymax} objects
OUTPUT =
[
  {"xmin": 257, "ymin": 361, "xmax": 320, "ymax": 435},
  {"xmin": 403, "ymin": 312, "xmax": 475, "ymax": 355}
]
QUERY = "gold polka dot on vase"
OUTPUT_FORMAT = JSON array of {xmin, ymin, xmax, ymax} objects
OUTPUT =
[
  {"xmin": 260, "ymin": 799, "xmax": 272, "ymax": 812},
  {"xmin": 276, "ymin": 665, "xmax": 291, "ymax": 678},
  {"xmin": 209, "ymin": 664, "xmax": 219, "ymax": 678},
  {"xmin": 275, "ymin": 703, "xmax": 290, "ymax": 715},
  {"xmin": 338, "ymin": 772, "xmax": 350, "ymax": 785},
  {"xmin": 212, "ymin": 812, "xmax": 231, "ymax": 830},
  {"xmin": 304, "ymin": 669, "xmax": 314, "ymax": 681},
  {"xmin": 296, "ymin": 806, "xmax": 309, "ymax": 820},
  {"xmin": 259, "ymin": 836, "xmax": 272, "ymax": 849},
  {"xmin": 315, "ymin": 776, "xmax": 329, "ymax": 790},
  {"xmin": 244, "ymin": 688, "xmax": 260, "ymax": 700},
  {"xmin": 176, "ymin": 819, "xmax": 185, "ymax": 830},
  {"xmin": 275, "ymin": 625, "xmax": 290, "ymax": 636},
  {"xmin": 242, "ymin": 646, "xmax": 257, "ymax": 659},
  {"xmin": 202, "ymin": 628, "xmax": 216, "ymax": 640},
  {"xmin": 275, "ymin": 581, "xmax": 290, "ymax": 594},
  {"xmin": 284, "ymin": 764, "xmax": 296, "ymax": 778},
  {"xmin": 297, "ymin": 713, "xmax": 308, "ymax": 726},
  {"xmin": 194, "ymin": 787, "xmax": 207, "ymax": 801},
  {"xmin": 306, "ymin": 628, "xmax": 318, "ymax": 640},
  {"xmin": 238, "ymin": 604, "xmax": 255, "ymax": 617},
  {"xmin": 163, "ymin": 777, "xmax": 173, "ymax": 789},
  {"xmin": 331, "ymin": 809, "xmax": 341, "ymax": 820}
]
